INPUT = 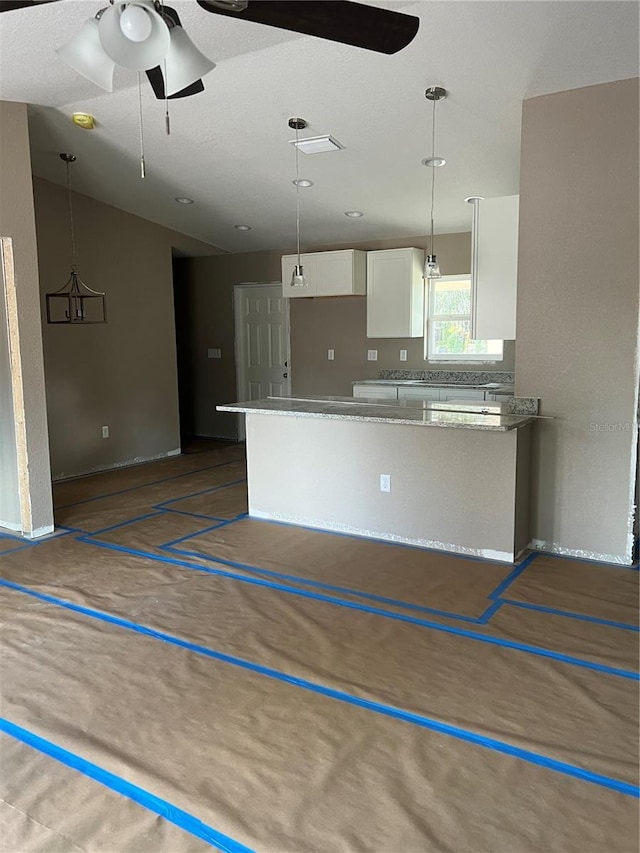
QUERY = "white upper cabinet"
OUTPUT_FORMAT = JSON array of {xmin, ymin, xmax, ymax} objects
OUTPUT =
[
  {"xmin": 470, "ymin": 195, "xmax": 519, "ymax": 341},
  {"xmin": 282, "ymin": 249, "xmax": 366, "ymax": 298},
  {"xmin": 366, "ymin": 248, "xmax": 425, "ymax": 338}
]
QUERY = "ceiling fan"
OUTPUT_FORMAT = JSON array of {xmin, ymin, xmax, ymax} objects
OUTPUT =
[{"xmin": 3, "ymin": 1, "xmax": 419, "ymax": 99}]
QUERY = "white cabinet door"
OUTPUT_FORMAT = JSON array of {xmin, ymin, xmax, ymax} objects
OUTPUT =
[
  {"xmin": 439, "ymin": 389, "xmax": 486, "ymax": 401},
  {"xmin": 282, "ymin": 250, "xmax": 366, "ymax": 298},
  {"xmin": 352, "ymin": 384, "xmax": 398, "ymax": 400},
  {"xmin": 470, "ymin": 195, "xmax": 519, "ymax": 340},
  {"xmin": 316, "ymin": 250, "xmax": 366, "ymax": 296},
  {"xmin": 397, "ymin": 386, "xmax": 441, "ymax": 402},
  {"xmin": 366, "ymin": 248, "xmax": 425, "ymax": 338},
  {"xmin": 281, "ymin": 254, "xmax": 318, "ymax": 297}
]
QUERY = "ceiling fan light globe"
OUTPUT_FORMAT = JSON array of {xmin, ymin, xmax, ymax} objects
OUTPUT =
[
  {"xmin": 99, "ymin": 1, "xmax": 170, "ymax": 70},
  {"xmin": 163, "ymin": 26, "xmax": 215, "ymax": 96},
  {"xmin": 119, "ymin": 3, "xmax": 153, "ymax": 42},
  {"xmin": 56, "ymin": 17, "xmax": 115, "ymax": 92}
]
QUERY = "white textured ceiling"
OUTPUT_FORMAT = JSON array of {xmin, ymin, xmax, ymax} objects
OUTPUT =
[{"xmin": 1, "ymin": 0, "xmax": 638, "ymax": 253}]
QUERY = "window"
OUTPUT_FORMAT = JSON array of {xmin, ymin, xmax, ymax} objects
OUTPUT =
[{"xmin": 425, "ymin": 275, "xmax": 503, "ymax": 361}]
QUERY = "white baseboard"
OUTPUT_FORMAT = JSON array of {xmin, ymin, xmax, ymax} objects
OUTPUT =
[
  {"xmin": 529, "ymin": 538, "xmax": 632, "ymax": 567},
  {"xmin": 52, "ymin": 447, "xmax": 184, "ymax": 483}
]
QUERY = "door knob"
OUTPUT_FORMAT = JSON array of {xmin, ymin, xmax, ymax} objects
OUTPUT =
[
  {"xmin": 283, "ymin": 372, "xmax": 288, "ymax": 378},
  {"xmin": 285, "ymin": 361, "xmax": 288, "ymax": 367}
]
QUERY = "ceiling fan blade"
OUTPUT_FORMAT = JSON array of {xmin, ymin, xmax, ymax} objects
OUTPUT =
[
  {"xmin": 0, "ymin": 0, "xmax": 60, "ymax": 11},
  {"xmin": 146, "ymin": 66, "xmax": 205, "ymax": 100},
  {"xmin": 196, "ymin": 0, "xmax": 419, "ymax": 55}
]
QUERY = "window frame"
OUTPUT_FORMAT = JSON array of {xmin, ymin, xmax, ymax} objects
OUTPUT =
[{"xmin": 424, "ymin": 274, "xmax": 504, "ymax": 363}]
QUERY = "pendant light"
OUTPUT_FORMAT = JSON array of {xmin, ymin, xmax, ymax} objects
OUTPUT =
[
  {"xmin": 288, "ymin": 117, "xmax": 309, "ymax": 288},
  {"xmin": 423, "ymin": 86, "xmax": 447, "ymax": 280},
  {"xmin": 46, "ymin": 154, "xmax": 107, "ymax": 324}
]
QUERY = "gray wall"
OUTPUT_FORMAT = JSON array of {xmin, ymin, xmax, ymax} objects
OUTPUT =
[
  {"xmin": 516, "ymin": 77, "xmax": 639, "ymax": 564},
  {"xmin": 182, "ymin": 231, "xmax": 515, "ymax": 439},
  {"xmin": 33, "ymin": 177, "xmax": 223, "ymax": 479},
  {"xmin": 0, "ymin": 101, "xmax": 53, "ymax": 534}
]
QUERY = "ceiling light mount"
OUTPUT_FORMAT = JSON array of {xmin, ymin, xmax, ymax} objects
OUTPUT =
[
  {"xmin": 422, "ymin": 156, "xmax": 446, "ymax": 168},
  {"xmin": 425, "ymin": 86, "xmax": 447, "ymax": 102},
  {"xmin": 292, "ymin": 178, "xmax": 314, "ymax": 188},
  {"xmin": 288, "ymin": 117, "xmax": 308, "ymax": 132},
  {"xmin": 345, "ymin": 211, "xmax": 364, "ymax": 218}
]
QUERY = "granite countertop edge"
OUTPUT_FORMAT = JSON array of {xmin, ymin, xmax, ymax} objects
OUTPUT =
[{"xmin": 218, "ymin": 401, "xmax": 533, "ymax": 432}]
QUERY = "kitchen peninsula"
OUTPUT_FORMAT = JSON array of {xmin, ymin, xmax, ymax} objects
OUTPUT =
[{"xmin": 218, "ymin": 396, "xmax": 533, "ymax": 563}]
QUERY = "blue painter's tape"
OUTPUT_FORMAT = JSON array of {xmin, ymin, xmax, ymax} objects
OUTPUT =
[
  {"xmin": 159, "ymin": 517, "xmax": 239, "ymax": 548},
  {"xmin": 55, "ymin": 456, "xmax": 245, "ymax": 510},
  {"xmin": 164, "ymin": 543, "xmax": 492, "ymax": 624},
  {"xmin": 502, "ymin": 599, "xmax": 640, "ymax": 632},
  {"xmin": 159, "ymin": 509, "xmax": 240, "ymax": 524},
  {"xmin": 76, "ymin": 536, "xmax": 640, "ymax": 682},
  {"xmin": 0, "ymin": 718, "xmax": 254, "ymax": 853},
  {"xmin": 220, "ymin": 513, "xmax": 524, "ymax": 566},
  {"xmin": 89, "ymin": 511, "xmax": 164, "ymax": 537},
  {"xmin": 1, "ymin": 579, "xmax": 637, "ymax": 799},
  {"xmin": 154, "ymin": 478, "xmax": 248, "ymax": 511},
  {"xmin": 487, "ymin": 556, "xmax": 536, "ymax": 599}
]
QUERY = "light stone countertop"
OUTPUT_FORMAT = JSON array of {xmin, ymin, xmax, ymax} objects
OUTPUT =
[{"xmin": 217, "ymin": 395, "xmax": 534, "ymax": 432}]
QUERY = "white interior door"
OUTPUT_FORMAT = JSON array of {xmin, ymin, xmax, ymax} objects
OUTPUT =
[{"xmin": 234, "ymin": 283, "xmax": 291, "ymax": 440}]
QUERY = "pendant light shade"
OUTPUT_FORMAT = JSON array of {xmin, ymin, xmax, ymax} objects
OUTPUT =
[
  {"xmin": 56, "ymin": 15, "xmax": 116, "ymax": 92},
  {"xmin": 288, "ymin": 117, "xmax": 309, "ymax": 289},
  {"xmin": 99, "ymin": 1, "xmax": 170, "ymax": 70},
  {"xmin": 46, "ymin": 154, "xmax": 107, "ymax": 325},
  {"xmin": 423, "ymin": 85, "xmax": 446, "ymax": 280},
  {"xmin": 163, "ymin": 24, "xmax": 216, "ymax": 96}
]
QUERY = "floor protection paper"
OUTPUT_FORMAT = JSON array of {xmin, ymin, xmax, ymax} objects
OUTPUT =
[{"xmin": 1, "ymin": 442, "xmax": 638, "ymax": 852}]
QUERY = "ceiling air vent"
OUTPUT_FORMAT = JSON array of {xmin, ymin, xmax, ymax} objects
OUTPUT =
[{"xmin": 291, "ymin": 135, "xmax": 345, "ymax": 154}]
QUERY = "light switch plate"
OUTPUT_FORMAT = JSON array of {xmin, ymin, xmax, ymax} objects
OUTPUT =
[
  {"xmin": 327, "ymin": 349, "xmax": 335, "ymax": 361},
  {"xmin": 380, "ymin": 474, "xmax": 391, "ymax": 493},
  {"xmin": 367, "ymin": 350, "xmax": 378, "ymax": 361},
  {"xmin": 399, "ymin": 349, "xmax": 408, "ymax": 361},
  {"xmin": 208, "ymin": 348, "xmax": 222, "ymax": 359}
]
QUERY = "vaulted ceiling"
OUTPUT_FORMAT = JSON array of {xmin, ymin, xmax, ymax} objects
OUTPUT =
[{"xmin": 1, "ymin": 0, "xmax": 638, "ymax": 253}]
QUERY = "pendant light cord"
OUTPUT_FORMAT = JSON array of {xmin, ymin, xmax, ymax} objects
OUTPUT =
[
  {"xmin": 295, "ymin": 124, "xmax": 301, "ymax": 264},
  {"xmin": 430, "ymin": 96, "xmax": 436, "ymax": 257},
  {"xmin": 65, "ymin": 159, "xmax": 77, "ymax": 273},
  {"xmin": 138, "ymin": 72, "xmax": 146, "ymax": 179}
]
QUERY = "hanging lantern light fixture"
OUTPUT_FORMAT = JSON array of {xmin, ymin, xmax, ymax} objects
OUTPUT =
[
  {"xmin": 288, "ymin": 117, "xmax": 309, "ymax": 288},
  {"xmin": 422, "ymin": 86, "xmax": 447, "ymax": 280},
  {"xmin": 46, "ymin": 154, "xmax": 107, "ymax": 324}
]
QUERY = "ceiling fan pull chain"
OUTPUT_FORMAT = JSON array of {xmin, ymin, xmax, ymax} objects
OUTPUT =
[
  {"xmin": 137, "ymin": 71, "xmax": 146, "ymax": 178},
  {"xmin": 164, "ymin": 58, "xmax": 171, "ymax": 135}
]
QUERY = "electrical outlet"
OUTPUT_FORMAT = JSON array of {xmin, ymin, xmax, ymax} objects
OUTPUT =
[
  {"xmin": 208, "ymin": 348, "xmax": 221, "ymax": 359},
  {"xmin": 327, "ymin": 348, "xmax": 335, "ymax": 361},
  {"xmin": 380, "ymin": 474, "xmax": 391, "ymax": 493},
  {"xmin": 101, "ymin": 425, "xmax": 109, "ymax": 439},
  {"xmin": 399, "ymin": 349, "xmax": 408, "ymax": 361},
  {"xmin": 367, "ymin": 349, "xmax": 378, "ymax": 361}
]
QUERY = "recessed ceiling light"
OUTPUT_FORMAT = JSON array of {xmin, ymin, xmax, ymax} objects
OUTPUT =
[
  {"xmin": 234, "ymin": 224, "xmax": 252, "ymax": 231},
  {"xmin": 292, "ymin": 178, "xmax": 314, "ymax": 187},
  {"xmin": 175, "ymin": 197, "xmax": 194, "ymax": 204},
  {"xmin": 345, "ymin": 211, "xmax": 364, "ymax": 218},
  {"xmin": 422, "ymin": 157, "xmax": 446, "ymax": 168},
  {"xmin": 291, "ymin": 135, "xmax": 345, "ymax": 155}
]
